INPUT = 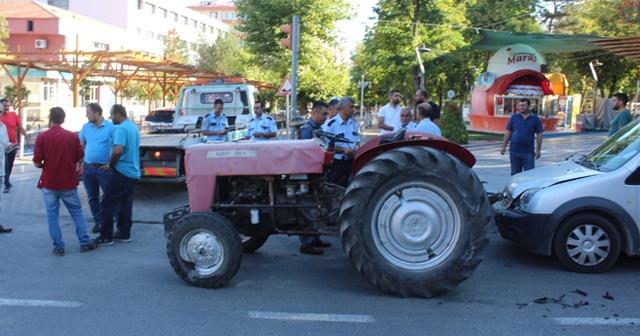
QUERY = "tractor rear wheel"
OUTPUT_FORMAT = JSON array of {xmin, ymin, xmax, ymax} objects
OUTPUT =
[{"xmin": 340, "ymin": 146, "xmax": 491, "ymax": 298}]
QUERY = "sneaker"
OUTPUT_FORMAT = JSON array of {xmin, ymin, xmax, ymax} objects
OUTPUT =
[
  {"xmin": 53, "ymin": 248, "xmax": 65, "ymax": 256},
  {"xmin": 312, "ymin": 238, "xmax": 331, "ymax": 248},
  {"xmin": 300, "ymin": 244, "xmax": 324, "ymax": 255},
  {"xmin": 3, "ymin": 187, "xmax": 9, "ymax": 193},
  {"xmin": 80, "ymin": 241, "xmax": 100, "ymax": 253},
  {"xmin": 92, "ymin": 236, "xmax": 114, "ymax": 246},
  {"xmin": 113, "ymin": 233, "xmax": 132, "ymax": 243},
  {"xmin": 91, "ymin": 224, "xmax": 102, "ymax": 234}
]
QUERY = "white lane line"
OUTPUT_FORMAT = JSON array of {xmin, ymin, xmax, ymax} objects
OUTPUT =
[
  {"xmin": 553, "ymin": 318, "xmax": 640, "ymax": 326},
  {"xmin": 0, "ymin": 298, "xmax": 82, "ymax": 308},
  {"xmin": 248, "ymin": 311, "xmax": 375, "ymax": 323}
]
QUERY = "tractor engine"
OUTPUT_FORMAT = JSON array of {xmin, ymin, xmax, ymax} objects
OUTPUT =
[{"xmin": 216, "ymin": 174, "xmax": 340, "ymax": 235}]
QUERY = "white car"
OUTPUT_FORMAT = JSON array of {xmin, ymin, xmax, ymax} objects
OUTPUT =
[{"xmin": 495, "ymin": 118, "xmax": 640, "ymax": 273}]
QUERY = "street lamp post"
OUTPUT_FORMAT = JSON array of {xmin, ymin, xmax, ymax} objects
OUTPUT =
[
  {"xmin": 415, "ymin": 46, "xmax": 430, "ymax": 89},
  {"xmin": 589, "ymin": 59, "xmax": 603, "ymax": 114}
]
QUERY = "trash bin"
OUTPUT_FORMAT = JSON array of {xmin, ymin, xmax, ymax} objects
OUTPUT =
[
  {"xmin": 575, "ymin": 114, "xmax": 585, "ymax": 132},
  {"xmin": 584, "ymin": 114, "xmax": 595, "ymax": 131}
]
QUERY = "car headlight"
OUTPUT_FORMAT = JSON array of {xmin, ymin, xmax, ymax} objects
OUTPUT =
[{"xmin": 514, "ymin": 188, "xmax": 541, "ymax": 212}]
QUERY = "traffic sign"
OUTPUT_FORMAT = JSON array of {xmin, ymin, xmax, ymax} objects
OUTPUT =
[{"xmin": 277, "ymin": 76, "xmax": 292, "ymax": 95}]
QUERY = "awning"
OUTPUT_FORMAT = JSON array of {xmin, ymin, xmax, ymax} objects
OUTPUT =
[
  {"xmin": 472, "ymin": 30, "xmax": 603, "ymax": 54},
  {"xmin": 588, "ymin": 36, "xmax": 640, "ymax": 62}
]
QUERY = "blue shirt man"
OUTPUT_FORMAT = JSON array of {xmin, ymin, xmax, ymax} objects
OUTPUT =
[
  {"xmin": 500, "ymin": 99, "xmax": 544, "ymax": 176},
  {"xmin": 93, "ymin": 104, "xmax": 140, "ymax": 245},
  {"xmin": 79, "ymin": 103, "xmax": 116, "ymax": 233},
  {"xmin": 202, "ymin": 99, "xmax": 228, "ymax": 141},
  {"xmin": 246, "ymin": 101, "xmax": 278, "ymax": 140}
]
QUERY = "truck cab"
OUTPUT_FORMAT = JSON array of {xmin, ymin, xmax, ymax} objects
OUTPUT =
[{"xmin": 172, "ymin": 78, "xmax": 260, "ymax": 132}]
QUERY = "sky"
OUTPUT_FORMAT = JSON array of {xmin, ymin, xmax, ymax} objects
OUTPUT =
[{"xmin": 335, "ymin": 0, "xmax": 378, "ymax": 53}]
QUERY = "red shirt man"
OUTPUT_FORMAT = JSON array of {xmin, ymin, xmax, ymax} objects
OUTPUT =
[{"xmin": 33, "ymin": 123, "xmax": 83, "ymax": 190}]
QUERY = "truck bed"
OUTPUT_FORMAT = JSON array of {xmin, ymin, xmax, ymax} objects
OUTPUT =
[{"xmin": 140, "ymin": 133, "xmax": 199, "ymax": 148}]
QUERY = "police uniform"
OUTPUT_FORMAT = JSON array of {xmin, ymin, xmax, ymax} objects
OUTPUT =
[
  {"xmin": 202, "ymin": 112, "xmax": 228, "ymax": 141},
  {"xmin": 247, "ymin": 115, "xmax": 278, "ymax": 141},
  {"xmin": 322, "ymin": 115, "xmax": 360, "ymax": 187},
  {"xmin": 393, "ymin": 120, "xmax": 417, "ymax": 132}
]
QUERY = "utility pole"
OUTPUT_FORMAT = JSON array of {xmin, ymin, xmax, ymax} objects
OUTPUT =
[{"xmin": 291, "ymin": 15, "xmax": 300, "ymax": 118}]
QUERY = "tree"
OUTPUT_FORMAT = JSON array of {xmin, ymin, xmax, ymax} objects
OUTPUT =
[
  {"xmin": 164, "ymin": 29, "xmax": 188, "ymax": 64},
  {"xmin": 195, "ymin": 33, "xmax": 250, "ymax": 77},
  {"xmin": 0, "ymin": 15, "xmax": 9, "ymax": 52},
  {"xmin": 4, "ymin": 85, "xmax": 30, "ymax": 112},
  {"xmin": 235, "ymin": 0, "xmax": 352, "ymax": 109}
]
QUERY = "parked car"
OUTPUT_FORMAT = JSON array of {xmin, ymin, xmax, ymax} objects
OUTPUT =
[
  {"xmin": 495, "ymin": 119, "xmax": 640, "ymax": 273},
  {"xmin": 142, "ymin": 109, "xmax": 175, "ymax": 133}
]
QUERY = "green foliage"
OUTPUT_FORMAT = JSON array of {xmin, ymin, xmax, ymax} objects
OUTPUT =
[
  {"xmin": 0, "ymin": 15, "xmax": 9, "ymax": 52},
  {"xmin": 3, "ymin": 85, "xmax": 30, "ymax": 111},
  {"xmin": 164, "ymin": 29, "xmax": 188, "ymax": 64},
  {"xmin": 195, "ymin": 33, "xmax": 251, "ymax": 76},
  {"xmin": 234, "ymin": 0, "xmax": 352, "ymax": 107},
  {"xmin": 440, "ymin": 101, "xmax": 467, "ymax": 144}
]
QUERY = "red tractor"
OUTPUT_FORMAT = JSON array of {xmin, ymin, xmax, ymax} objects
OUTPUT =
[{"xmin": 164, "ymin": 130, "xmax": 492, "ymax": 298}]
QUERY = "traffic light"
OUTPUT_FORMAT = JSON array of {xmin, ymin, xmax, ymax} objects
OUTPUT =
[{"xmin": 280, "ymin": 24, "xmax": 292, "ymax": 50}]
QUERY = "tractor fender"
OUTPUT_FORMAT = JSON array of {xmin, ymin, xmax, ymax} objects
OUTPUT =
[{"xmin": 353, "ymin": 130, "xmax": 476, "ymax": 175}]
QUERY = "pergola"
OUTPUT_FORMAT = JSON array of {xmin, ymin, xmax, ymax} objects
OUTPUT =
[
  {"xmin": 0, "ymin": 50, "xmax": 250, "ymax": 116},
  {"xmin": 588, "ymin": 36, "xmax": 640, "ymax": 62}
]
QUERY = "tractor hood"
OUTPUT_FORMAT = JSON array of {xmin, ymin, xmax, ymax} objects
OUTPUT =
[{"xmin": 507, "ymin": 160, "xmax": 601, "ymax": 198}]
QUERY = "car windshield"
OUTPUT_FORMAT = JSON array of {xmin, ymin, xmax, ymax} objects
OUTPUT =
[{"xmin": 580, "ymin": 118, "xmax": 640, "ymax": 172}]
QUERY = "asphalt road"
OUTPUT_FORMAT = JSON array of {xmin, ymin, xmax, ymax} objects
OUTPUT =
[{"xmin": 2, "ymin": 130, "xmax": 640, "ymax": 335}]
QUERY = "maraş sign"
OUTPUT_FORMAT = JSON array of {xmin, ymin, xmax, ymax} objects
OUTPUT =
[{"xmin": 506, "ymin": 49, "xmax": 538, "ymax": 66}]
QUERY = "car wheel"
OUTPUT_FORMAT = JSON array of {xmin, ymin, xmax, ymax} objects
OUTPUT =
[
  {"xmin": 553, "ymin": 213, "xmax": 621, "ymax": 273},
  {"xmin": 339, "ymin": 146, "xmax": 492, "ymax": 298},
  {"xmin": 167, "ymin": 212, "xmax": 243, "ymax": 288}
]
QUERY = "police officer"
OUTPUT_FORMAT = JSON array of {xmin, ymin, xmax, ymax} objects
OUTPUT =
[
  {"xmin": 201, "ymin": 99, "xmax": 228, "ymax": 141},
  {"xmin": 245, "ymin": 101, "xmax": 278, "ymax": 140},
  {"xmin": 322, "ymin": 96, "xmax": 360, "ymax": 187},
  {"xmin": 298, "ymin": 100, "xmax": 331, "ymax": 255}
]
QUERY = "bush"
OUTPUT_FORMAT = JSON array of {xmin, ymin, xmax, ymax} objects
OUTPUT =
[{"xmin": 440, "ymin": 101, "xmax": 468, "ymax": 144}]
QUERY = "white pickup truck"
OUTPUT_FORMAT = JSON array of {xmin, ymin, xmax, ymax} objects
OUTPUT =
[{"xmin": 138, "ymin": 79, "xmax": 261, "ymax": 182}]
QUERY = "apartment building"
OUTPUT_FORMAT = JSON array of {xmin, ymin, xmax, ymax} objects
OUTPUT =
[{"xmin": 188, "ymin": 1, "xmax": 241, "ymax": 26}]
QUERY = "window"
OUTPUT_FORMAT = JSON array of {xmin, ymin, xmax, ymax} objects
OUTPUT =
[
  {"xmin": 210, "ymin": 12, "xmax": 217, "ymax": 19},
  {"xmin": 199, "ymin": 23, "xmax": 205, "ymax": 31},
  {"xmin": 171, "ymin": 12, "xmax": 178, "ymax": 21},
  {"xmin": 157, "ymin": 34, "xmax": 167, "ymax": 42},
  {"xmin": 191, "ymin": 19, "xmax": 197, "ymax": 28},
  {"xmin": 158, "ymin": 8, "xmax": 167, "ymax": 18},
  {"xmin": 27, "ymin": 20, "xmax": 33, "ymax": 32},
  {"xmin": 200, "ymin": 92, "xmax": 234, "ymax": 104},
  {"xmin": 181, "ymin": 15, "xmax": 188, "ymax": 25},
  {"xmin": 223, "ymin": 12, "xmax": 235, "ymax": 20},
  {"xmin": 144, "ymin": 2, "xmax": 155, "ymax": 14},
  {"xmin": 145, "ymin": 30, "xmax": 155, "ymax": 38},
  {"xmin": 93, "ymin": 42, "xmax": 109, "ymax": 50},
  {"xmin": 137, "ymin": 0, "xmax": 143, "ymax": 10},
  {"xmin": 42, "ymin": 81, "xmax": 56, "ymax": 102},
  {"xmin": 209, "ymin": 26, "xmax": 214, "ymax": 33},
  {"xmin": 47, "ymin": 0, "xmax": 69, "ymax": 9}
]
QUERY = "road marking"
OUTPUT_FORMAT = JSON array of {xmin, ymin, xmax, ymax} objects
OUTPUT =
[
  {"xmin": 248, "ymin": 311, "xmax": 375, "ymax": 323},
  {"xmin": 0, "ymin": 298, "xmax": 81, "ymax": 308},
  {"xmin": 553, "ymin": 318, "xmax": 640, "ymax": 326}
]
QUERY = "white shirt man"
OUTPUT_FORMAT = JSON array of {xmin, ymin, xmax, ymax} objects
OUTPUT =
[
  {"xmin": 414, "ymin": 103, "xmax": 442, "ymax": 136},
  {"xmin": 393, "ymin": 107, "xmax": 417, "ymax": 132},
  {"xmin": 377, "ymin": 90, "xmax": 402, "ymax": 135}
]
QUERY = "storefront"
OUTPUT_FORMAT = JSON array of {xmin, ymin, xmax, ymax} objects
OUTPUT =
[{"xmin": 468, "ymin": 43, "xmax": 561, "ymax": 133}]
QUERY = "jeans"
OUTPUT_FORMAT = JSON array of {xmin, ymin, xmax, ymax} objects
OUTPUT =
[
  {"xmin": 100, "ymin": 169, "xmax": 138, "ymax": 239},
  {"xmin": 328, "ymin": 158, "xmax": 354, "ymax": 188},
  {"xmin": 82, "ymin": 163, "xmax": 111, "ymax": 226},
  {"xmin": 5, "ymin": 150, "xmax": 16, "ymax": 187},
  {"xmin": 42, "ymin": 188, "xmax": 90, "ymax": 249},
  {"xmin": 510, "ymin": 151, "xmax": 535, "ymax": 176}
]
